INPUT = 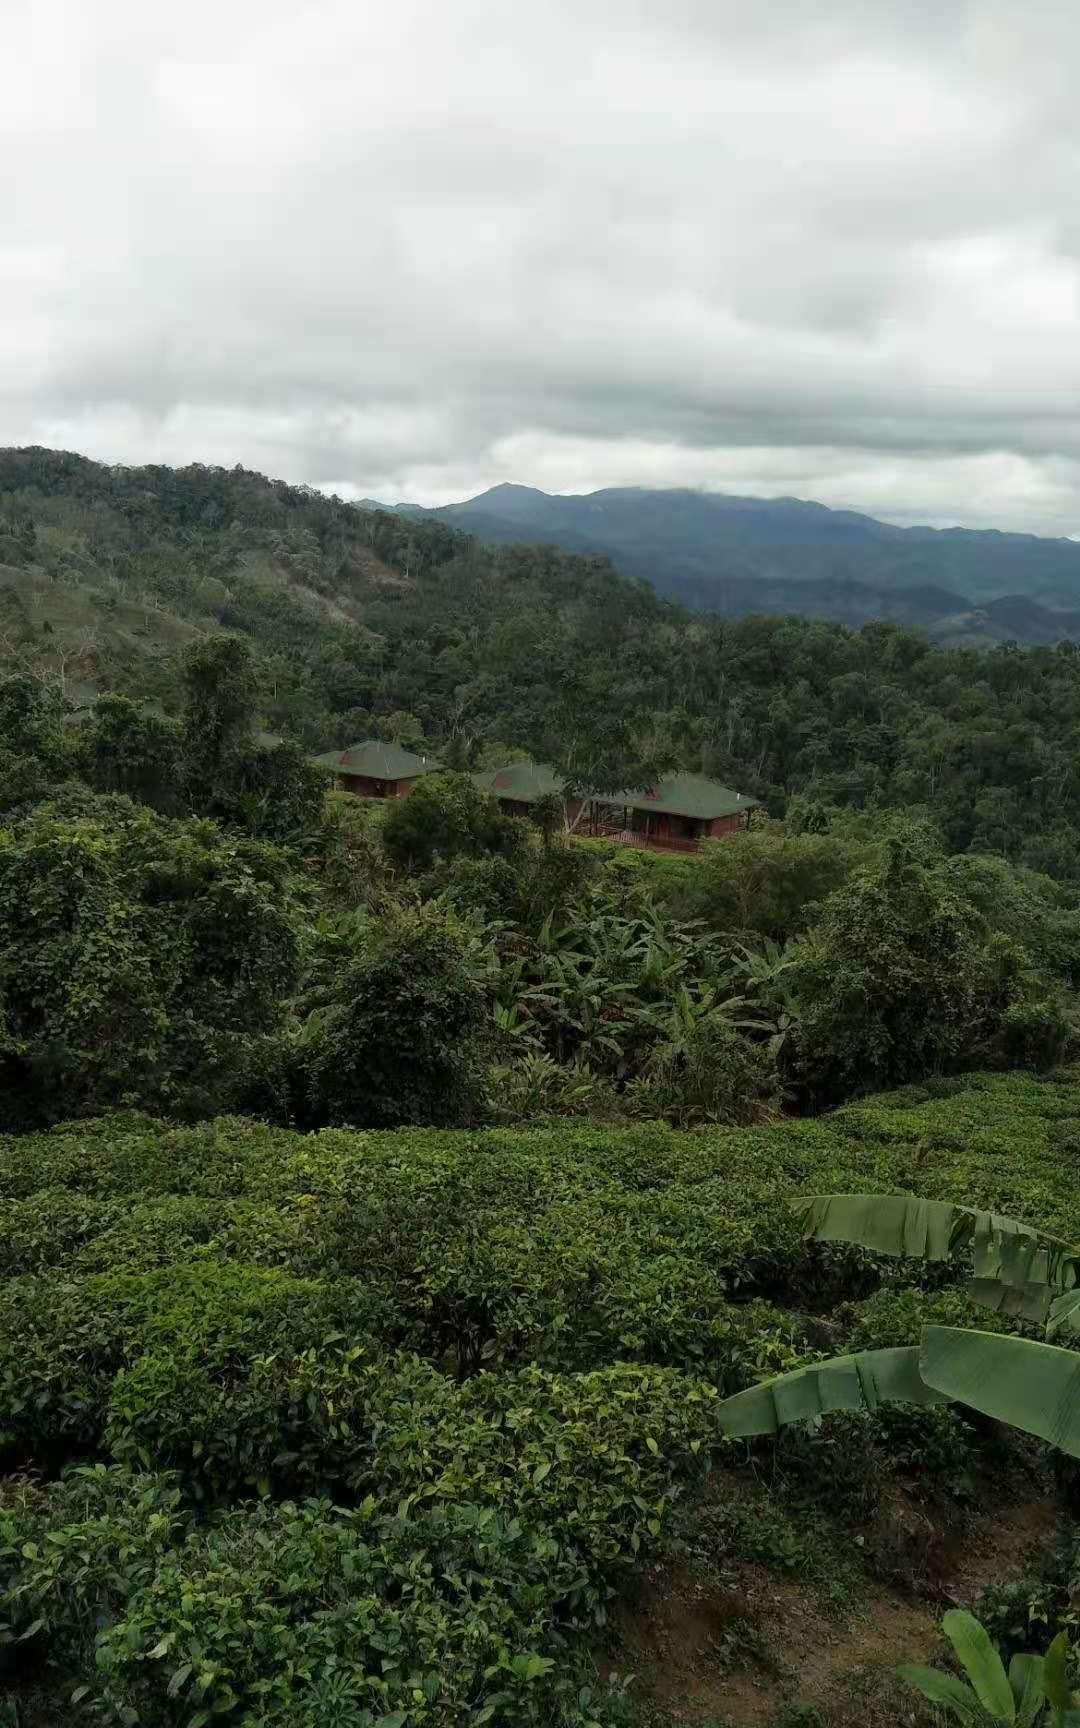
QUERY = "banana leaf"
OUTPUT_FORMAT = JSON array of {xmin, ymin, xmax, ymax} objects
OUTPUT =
[
  {"xmin": 716, "ymin": 1345, "xmax": 947, "ymax": 1439},
  {"xmin": 793, "ymin": 1194, "xmax": 1078, "ymax": 1309},
  {"xmin": 794, "ymin": 1193, "xmax": 975, "ymax": 1261},
  {"xmin": 897, "ymin": 1664, "xmax": 982, "ymax": 1721},
  {"xmin": 1043, "ymin": 1633, "xmax": 1072, "ymax": 1713},
  {"xmin": 976, "ymin": 1222, "xmax": 1078, "ymax": 1301},
  {"xmin": 921, "ymin": 1327, "xmax": 1080, "ymax": 1460},
  {"xmin": 967, "ymin": 1278, "xmax": 1056, "ymax": 1327},
  {"xmin": 941, "ymin": 1610, "xmax": 1015, "ymax": 1721},
  {"xmin": 1046, "ymin": 1289, "xmax": 1080, "ymax": 1338},
  {"xmin": 1009, "ymin": 1654, "xmax": 1047, "ymax": 1728}
]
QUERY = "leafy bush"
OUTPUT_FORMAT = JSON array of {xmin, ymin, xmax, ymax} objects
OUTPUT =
[
  {"xmin": 0, "ymin": 797, "xmax": 302, "ymax": 1124},
  {"xmin": 4, "ymin": 1071, "xmax": 1080, "ymax": 1722},
  {"xmin": 789, "ymin": 827, "xmax": 1060, "ymax": 1105},
  {"xmin": 381, "ymin": 771, "xmax": 514, "ymax": 871},
  {"xmin": 623, "ymin": 1013, "xmax": 780, "ymax": 1127},
  {"xmin": 487, "ymin": 1052, "xmax": 621, "ymax": 1123},
  {"xmin": 298, "ymin": 904, "xmax": 491, "ymax": 1127}
]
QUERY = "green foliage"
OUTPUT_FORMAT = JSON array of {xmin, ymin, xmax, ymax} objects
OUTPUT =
[
  {"xmin": 311, "ymin": 788, "xmax": 398, "ymax": 912},
  {"xmin": 381, "ymin": 770, "xmax": 515, "ymax": 871},
  {"xmin": 898, "ymin": 1612, "xmax": 1077, "ymax": 1728},
  {"xmin": 78, "ymin": 693, "xmax": 182, "ymax": 810},
  {"xmin": 789, "ymin": 826, "xmax": 1057, "ymax": 1105},
  {"xmin": 299, "ymin": 904, "xmax": 491, "ymax": 1127},
  {"xmin": 977, "ymin": 1528, "xmax": 1080, "ymax": 1661},
  {"xmin": 0, "ymin": 796, "xmax": 302, "ymax": 1124},
  {"xmin": 0, "ymin": 1470, "xmax": 613, "ymax": 1726},
  {"xmin": 471, "ymin": 868, "xmax": 790, "ymax": 1125},
  {"xmin": 624, "ymin": 1012, "xmax": 780, "ymax": 1127},
  {"xmin": 667, "ymin": 819, "xmax": 865, "ymax": 939},
  {"xmin": 182, "ymin": 633, "xmax": 258, "ymax": 772},
  {"xmin": 715, "ymin": 1155, "xmax": 1080, "ymax": 1475},
  {"xmin": 4, "ymin": 1071, "xmax": 1080, "ymax": 1722},
  {"xmin": 178, "ymin": 635, "xmax": 327, "ymax": 839},
  {"xmin": 487, "ymin": 1050, "xmax": 621, "ymax": 1123}
]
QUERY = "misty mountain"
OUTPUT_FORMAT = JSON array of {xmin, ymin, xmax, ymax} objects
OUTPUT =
[{"xmin": 390, "ymin": 483, "xmax": 1080, "ymax": 640}]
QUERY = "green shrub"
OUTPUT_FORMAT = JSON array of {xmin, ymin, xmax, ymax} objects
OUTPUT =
[
  {"xmin": 381, "ymin": 770, "xmax": 512, "ymax": 872},
  {"xmin": 0, "ymin": 1472, "xmax": 613, "ymax": 1726},
  {"xmin": 0, "ymin": 1265, "xmax": 394, "ymax": 1491},
  {"xmin": 623, "ymin": 1015, "xmax": 779, "ymax": 1127},
  {"xmin": 7, "ymin": 1070, "xmax": 1080, "ymax": 1722},
  {"xmin": 298, "ymin": 904, "xmax": 491, "ymax": 1128},
  {"xmin": 0, "ymin": 799, "xmax": 302, "ymax": 1124}
]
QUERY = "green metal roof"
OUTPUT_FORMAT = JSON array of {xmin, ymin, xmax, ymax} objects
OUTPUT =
[
  {"xmin": 607, "ymin": 772, "xmax": 758, "ymax": 821},
  {"xmin": 476, "ymin": 761, "xmax": 757, "ymax": 821},
  {"xmin": 313, "ymin": 739, "xmax": 441, "ymax": 780},
  {"xmin": 473, "ymin": 761, "xmax": 566, "ymax": 802}
]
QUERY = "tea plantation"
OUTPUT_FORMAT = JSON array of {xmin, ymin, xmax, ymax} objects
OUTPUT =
[{"xmin": 4, "ymin": 1069, "xmax": 1080, "ymax": 1726}]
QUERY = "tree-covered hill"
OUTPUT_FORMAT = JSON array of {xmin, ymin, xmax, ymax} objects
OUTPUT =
[
  {"xmin": 10, "ymin": 445, "xmax": 1080, "ymax": 875},
  {"xmin": 399, "ymin": 481, "xmax": 1080, "ymax": 639},
  {"xmin": 4, "ymin": 460, "xmax": 1080, "ymax": 1726}
]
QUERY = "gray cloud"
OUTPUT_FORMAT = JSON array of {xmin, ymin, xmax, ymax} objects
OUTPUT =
[{"xmin": 3, "ymin": 0, "xmax": 1080, "ymax": 531}]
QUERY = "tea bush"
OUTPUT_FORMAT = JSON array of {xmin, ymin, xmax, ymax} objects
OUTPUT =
[{"xmin": 5, "ymin": 1068, "xmax": 1080, "ymax": 1722}]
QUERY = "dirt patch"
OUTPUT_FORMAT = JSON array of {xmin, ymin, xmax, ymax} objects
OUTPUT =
[
  {"xmin": 348, "ymin": 545, "xmax": 416, "ymax": 592},
  {"xmin": 611, "ymin": 1496, "xmax": 1056, "ymax": 1728},
  {"xmin": 289, "ymin": 579, "xmax": 361, "ymax": 625}
]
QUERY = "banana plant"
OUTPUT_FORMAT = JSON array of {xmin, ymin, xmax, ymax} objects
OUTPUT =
[
  {"xmin": 715, "ymin": 1189, "xmax": 1080, "ymax": 1461},
  {"xmin": 794, "ymin": 1193, "xmax": 1080, "ymax": 1326},
  {"xmin": 898, "ymin": 1612, "xmax": 1079, "ymax": 1728},
  {"xmin": 719, "ymin": 938, "xmax": 803, "ymax": 1059}
]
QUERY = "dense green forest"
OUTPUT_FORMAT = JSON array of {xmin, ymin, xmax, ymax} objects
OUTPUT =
[
  {"xmin": 6, "ymin": 448, "xmax": 1080, "ymax": 1727},
  {"xmin": 1, "ymin": 625, "xmax": 1079, "ymax": 1129},
  {"xmin": 7, "ymin": 447, "xmax": 1080, "ymax": 877},
  {"xmin": 402, "ymin": 480, "xmax": 1080, "ymax": 641}
]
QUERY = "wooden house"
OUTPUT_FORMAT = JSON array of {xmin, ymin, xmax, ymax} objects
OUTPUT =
[
  {"xmin": 474, "ymin": 761, "xmax": 757, "ymax": 852},
  {"xmin": 473, "ymin": 760, "xmax": 585, "ymax": 823},
  {"xmin": 313, "ymin": 739, "xmax": 441, "ymax": 799}
]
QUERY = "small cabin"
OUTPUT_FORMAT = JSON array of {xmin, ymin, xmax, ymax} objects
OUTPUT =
[
  {"xmin": 474, "ymin": 762, "xmax": 757, "ymax": 852},
  {"xmin": 313, "ymin": 739, "xmax": 441, "ymax": 799},
  {"xmin": 473, "ymin": 760, "xmax": 586, "ymax": 823}
]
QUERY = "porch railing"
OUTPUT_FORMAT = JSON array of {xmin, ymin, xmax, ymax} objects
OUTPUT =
[{"xmin": 583, "ymin": 824, "xmax": 702, "ymax": 854}]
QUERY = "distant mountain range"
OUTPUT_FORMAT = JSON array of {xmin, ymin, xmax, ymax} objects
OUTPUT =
[{"xmin": 377, "ymin": 483, "xmax": 1080, "ymax": 644}]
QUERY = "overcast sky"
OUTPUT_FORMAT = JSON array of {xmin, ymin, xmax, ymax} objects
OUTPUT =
[{"xmin": 4, "ymin": 0, "xmax": 1080, "ymax": 532}]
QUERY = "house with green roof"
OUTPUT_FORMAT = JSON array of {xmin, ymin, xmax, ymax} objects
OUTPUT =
[
  {"xmin": 474, "ymin": 761, "xmax": 757, "ymax": 852},
  {"xmin": 313, "ymin": 739, "xmax": 442, "ymax": 800},
  {"xmin": 472, "ymin": 760, "xmax": 567, "ymax": 815}
]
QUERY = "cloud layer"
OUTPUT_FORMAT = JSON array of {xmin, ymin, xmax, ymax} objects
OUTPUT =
[{"xmin": 4, "ymin": 0, "xmax": 1080, "ymax": 530}]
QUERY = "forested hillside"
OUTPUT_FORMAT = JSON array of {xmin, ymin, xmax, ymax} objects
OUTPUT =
[
  {"xmin": 7, "ymin": 451, "xmax": 1080, "ymax": 1728},
  {"xmin": 7, "ymin": 448, "xmax": 1080, "ymax": 877},
  {"xmin": 401, "ymin": 482, "xmax": 1080, "ymax": 641}
]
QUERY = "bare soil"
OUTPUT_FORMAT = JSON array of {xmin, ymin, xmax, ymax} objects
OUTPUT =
[{"xmin": 609, "ymin": 1495, "xmax": 1056, "ymax": 1728}]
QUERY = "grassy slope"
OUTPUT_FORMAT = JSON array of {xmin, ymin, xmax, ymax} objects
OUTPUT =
[{"xmin": 3, "ymin": 1068, "xmax": 1078, "ymax": 1725}]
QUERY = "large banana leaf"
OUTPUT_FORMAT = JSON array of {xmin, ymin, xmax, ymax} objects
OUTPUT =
[
  {"xmin": 897, "ymin": 1663, "xmax": 983, "ymax": 1722},
  {"xmin": 794, "ymin": 1193, "xmax": 974, "ymax": 1261},
  {"xmin": 966, "ymin": 1278, "xmax": 1058, "ymax": 1327},
  {"xmin": 921, "ymin": 1327, "xmax": 1080, "ymax": 1460},
  {"xmin": 940, "ymin": 1610, "xmax": 1016, "ymax": 1721},
  {"xmin": 1047, "ymin": 1289, "xmax": 1080, "ymax": 1338},
  {"xmin": 794, "ymin": 1194, "xmax": 1078, "ymax": 1320},
  {"xmin": 716, "ymin": 1345, "xmax": 947, "ymax": 1438},
  {"xmin": 1009, "ymin": 1654, "xmax": 1048, "ymax": 1728}
]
